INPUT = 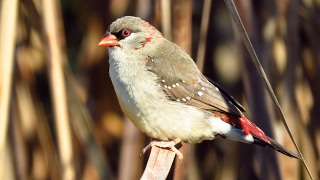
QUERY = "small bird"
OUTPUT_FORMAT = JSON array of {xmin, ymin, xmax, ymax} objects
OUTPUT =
[{"xmin": 98, "ymin": 16, "xmax": 300, "ymax": 159}]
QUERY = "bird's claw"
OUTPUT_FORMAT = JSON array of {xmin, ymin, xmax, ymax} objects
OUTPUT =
[{"xmin": 140, "ymin": 139, "xmax": 183, "ymax": 161}]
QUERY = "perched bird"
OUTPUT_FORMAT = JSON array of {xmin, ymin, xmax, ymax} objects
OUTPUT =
[{"xmin": 98, "ymin": 16, "xmax": 300, "ymax": 159}]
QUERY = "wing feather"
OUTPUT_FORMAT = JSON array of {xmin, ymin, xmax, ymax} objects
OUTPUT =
[{"xmin": 145, "ymin": 40, "xmax": 244, "ymax": 116}]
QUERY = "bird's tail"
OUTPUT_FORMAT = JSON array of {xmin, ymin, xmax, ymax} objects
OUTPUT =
[
  {"xmin": 237, "ymin": 115, "xmax": 301, "ymax": 159},
  {"xmin": 252, "ymin": 134, "xmax": 301, "ymax": 159},
  {"xmin": 217, "ymin": 113, "xmax": 301, "ymax": 159}
]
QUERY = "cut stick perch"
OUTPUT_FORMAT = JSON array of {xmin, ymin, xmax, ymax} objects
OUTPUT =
[{"xmin": 141, "ymin": 146, "xmax": 176, "ymax": 180}]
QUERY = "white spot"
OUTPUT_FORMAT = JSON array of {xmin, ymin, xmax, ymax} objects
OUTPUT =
[
  {"xmin": 201, "ymin": 87, "xmax": 205, "ymax": 90},
  {"xmin": 162, "ymin": 79, "xmax": 165, "ymax": 83},
  {"xmin": 210, "ymin": 118, "xmax": 254, "ymax": 143},
  {"xmin": 243, "ymin": 134, "xmax": 254, "ymax": 142},
  {"xmin": 215, "ymin": 87, "xmax": 219, "ymax": 91},
  {"xmin": 168, "ymin": 86, "xmax": 171, "ymax": 89},
  {"xmin": 176, "ymin": 99, "xmax": 180, "ymax": 102},
  {"xmin": 197, "ymin": 91, "xmax": 203, "ymax": 96},
  {"xmin": 172, "ymin": 84, "xmax": 176, "ymax": 88},
  {"xmin": 176, "ymin": 83, "xmax": 180, "ymax": 86},
  {"xmin": 186, "ymin": 96, "xmax": 191, "ymax": 100},
  {"xmin": 164, "ymin": 85, "xmax": 168, "ymax": 88},
  {"xmin": 182, "ymin": 80, "xmax": 186, "ymax": 83},
  {"xmin": 182, "ymin": 98, "xmax": 186, "ymax": 102}
]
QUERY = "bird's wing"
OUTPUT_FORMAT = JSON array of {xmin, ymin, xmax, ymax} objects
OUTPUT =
[
  {"xmin": 146, "ymin": 40, "xmax": 244, "ymax": 116},
  {"xmin": 207, "ymin": 79, "xmax": 245, "ymax": 112}
]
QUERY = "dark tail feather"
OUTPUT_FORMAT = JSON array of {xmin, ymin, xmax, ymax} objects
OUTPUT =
[{"xmin": 253, "ymin": 134, "xmax": 301, "ymax": 159}]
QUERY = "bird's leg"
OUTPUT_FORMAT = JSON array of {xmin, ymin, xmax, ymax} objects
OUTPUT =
[{"xmin": 140, "ymin": 138, "xmax": 183, "ymax": 159}]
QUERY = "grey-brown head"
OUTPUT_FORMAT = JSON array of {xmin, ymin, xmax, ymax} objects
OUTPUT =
[{"xmin": 99, "ymin": 16, "xmax": 163, "ymax": 51}]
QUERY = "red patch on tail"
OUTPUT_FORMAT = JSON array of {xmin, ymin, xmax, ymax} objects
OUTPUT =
[
  {"xmin": 239, "ymin": 116, "xmax": 270, "ymax": 144},
  {"xmin": 214, "ymin": 112, "xmax": 271, "ymax": 144}
]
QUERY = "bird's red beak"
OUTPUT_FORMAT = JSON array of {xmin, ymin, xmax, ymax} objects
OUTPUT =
[{"xmin": 98, "ymin": 34, "xmax": 119, "ymax": 46}]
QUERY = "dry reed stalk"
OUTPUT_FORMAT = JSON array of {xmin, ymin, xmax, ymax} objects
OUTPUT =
[
  {"xmin": 65, "ymin": 71, "xmax": 115, "ymax": 179},
  {"xmin": 278, "ymin": 1, "xmax": 301, "ymax": 179},
  {"xmin": 0, "ymin": 0, "xmax": 19, "ymax": 179},
  {"xmin": 118, "ymin": 118, "xmax": 144, "ymax": 180},
  {"xmin": 196, "ymin": 0, "xmax": 212, "ymax": 72},
  {"xmin": 171, "ymin": 1, "xmax": 192, "ymax": 179},
  {"xmin": 41, "ymin": 0, "xmax": 75, "ymax": 179},
  {"xmin": 161, "ymin": 0, "xmax": 172, "ymax": 41},
  {"xmin": 232, "ymin": 1, "xmax": 281, "ymax": 178}
]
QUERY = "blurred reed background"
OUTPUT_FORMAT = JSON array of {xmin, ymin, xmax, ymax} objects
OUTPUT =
[{"xmin": 0, "ymin": 0, "xmax": 319, "ymax": 179}]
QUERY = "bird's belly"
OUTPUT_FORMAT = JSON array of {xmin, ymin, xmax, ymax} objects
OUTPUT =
[{"xmin": 112, "ymin": 79, "xmax": 218, "ymax": 143}]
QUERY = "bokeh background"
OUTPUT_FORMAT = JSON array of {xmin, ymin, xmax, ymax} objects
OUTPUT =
[{"xmin": 0, "ymin": 0, "xmax": 319, "ymax": 179}]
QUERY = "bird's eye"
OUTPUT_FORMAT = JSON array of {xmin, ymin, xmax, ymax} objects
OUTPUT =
[{"xmin": 121, "ymin": 29, "xmax": 131, "ymax": 37}]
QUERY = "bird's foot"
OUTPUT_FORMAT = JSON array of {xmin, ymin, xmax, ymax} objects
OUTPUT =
[{"xmin": 140, "ymin": 138, "xmax": 183, "ymax": 160}]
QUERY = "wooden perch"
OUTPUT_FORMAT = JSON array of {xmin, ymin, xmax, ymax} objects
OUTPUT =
[{"xmin": 141, "ymin": 146, "xmax": 177, "ymax": 180}]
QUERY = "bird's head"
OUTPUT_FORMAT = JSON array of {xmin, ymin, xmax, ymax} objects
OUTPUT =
[{"xmin": 98, "ymin": 16, "xmax": 163, "ymax": 51}]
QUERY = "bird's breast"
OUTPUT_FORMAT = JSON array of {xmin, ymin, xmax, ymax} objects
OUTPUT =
[{"xmin": 108, "ymin": 48, "xmax": 170, "ymax": 138}]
